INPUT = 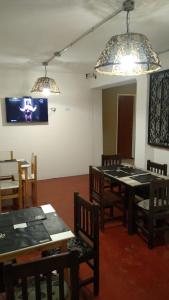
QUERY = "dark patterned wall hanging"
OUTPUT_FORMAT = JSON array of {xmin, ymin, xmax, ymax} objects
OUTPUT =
[{"xmin": 148, "ymin": 69, "xmax": 169, "ymax": 148}]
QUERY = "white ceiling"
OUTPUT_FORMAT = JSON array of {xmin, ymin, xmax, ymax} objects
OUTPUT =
[{"xmin": 0, "ymin": 0, "xmax": 169, "ymax": 73}]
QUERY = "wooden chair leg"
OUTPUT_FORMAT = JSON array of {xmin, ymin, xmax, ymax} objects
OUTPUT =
[
  {"xmin": 100, "ymin": 207, "xmax": 105, "ymax": 232},
  {"xmin": 94, "ymin": 256, "xmax": 99, "ymax": 296},
  {"xmin": 122, "ymin": 212, "xmax": 126, "ymax": 226},
  {"xmin": 110, "ymin": 207, "xmax": 114, "ymax": 216},
  {"xmin": 148, "ymin": 217, "xmax": 154, "ymax": 249}
]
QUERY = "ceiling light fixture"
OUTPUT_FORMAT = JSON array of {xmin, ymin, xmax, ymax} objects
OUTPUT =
[
  {"xmin": 31, "ymin": 0, "xmax": 162, "ymax": 89},
  {"xmin": 95, "ymin": 0, "xmax": 161, "ymax": 76},
  {"xmin": 31, "ymin": 62, "xmax": 60, "ymax": 96},
  {"xmin": 31, "ymin": 6, "xmax": 123, "ymax": 94}
]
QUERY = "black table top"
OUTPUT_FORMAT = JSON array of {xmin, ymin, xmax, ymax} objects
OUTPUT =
[
  {"xmin": 0, "ymin": 207, "xmax": 46, "ymax": 228},
  {"xmin": 96, "ymin": 165, "xmax": 168, "ymax": 187},
  {"xmin": 131, "ymin": 173, "xmax": 159, "ymax": 183},
  {"xmin": 98, "ymin": 165, "xmax": 147, "ymax": 176},
  {"xmin": 0, "ymin": 206, "xmax": 70, "ymax": 255}
]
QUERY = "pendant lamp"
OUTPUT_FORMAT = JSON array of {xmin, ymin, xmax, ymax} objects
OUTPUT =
[
  {"xmin": 31, "ymin": 62, "xmax": 60, "ymax": 96},
  {"xmin": 95, "ymin": 0, "xmax": 161, "ymax": 76}
]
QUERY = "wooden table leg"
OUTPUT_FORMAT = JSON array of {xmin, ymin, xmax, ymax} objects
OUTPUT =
[
  {"xmin": 0, "ymin": 262, "xmax": 4, "ymax": 293},
  {"xmin": 128, "ymin": 188, "xmax": 135, "ymax": 235}
]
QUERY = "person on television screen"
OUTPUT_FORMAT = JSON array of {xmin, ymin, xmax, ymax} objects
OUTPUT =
[{"xmin": 19, "ymin": 98, "xmax": 37, "ymax": 121}]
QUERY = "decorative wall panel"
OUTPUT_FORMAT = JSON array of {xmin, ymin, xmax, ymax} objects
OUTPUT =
[{"xmin": 148, "ymin": 69, "xmax": 169, "ymax": 148}]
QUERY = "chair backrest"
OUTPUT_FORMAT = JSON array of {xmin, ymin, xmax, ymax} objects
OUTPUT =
[
  {"xmin": 147, "ymin": 160, "xmax": 167, "ymax": 176},
  {"xmin": 0, "ymin": 161, "xmax": 17, "ymax": 179},
  {"xmin": 4, "ymin": 250, "xmax": 79, "ymax": 300},
  {"xmin": 74, "ymin": 192, "xmax": 99, "ymax": 249},
  {"xmin": 0, "ymin": 161, "xmax": 23, "ymax": 210},
  {"xmin": 102, "ymin": 154, "xmax": 122, "ymax": 167},
  {"xmin": 89, "ymin": 166, "xmax": 104, "ymax": 204},
  {"xmin": 0, "ymin": 151, "xmax": 14, "ymax": 161},
  {"xmin": 149, "ymin": 179, "xmax": 169, "ymax": 212}
]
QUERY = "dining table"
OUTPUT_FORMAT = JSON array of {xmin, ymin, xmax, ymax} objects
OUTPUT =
[
  {"xmin": 0, "ymin": 204, "xmax": 74, "ymax": 292},
  {"xmin": 95, "ymin": 164, "xmax": 169, "ymax": 234},
  {"xmin": 0, "ymin": 204, "xmax": 74, "ymax": 262}
]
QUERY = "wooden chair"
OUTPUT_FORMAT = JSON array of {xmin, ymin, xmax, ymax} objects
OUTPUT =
[
  {"xmin": 134, "ymin": 179, "xmax": 169, "ymax": 249},
  {"xmin": 136, "ymin": 160, "xmax": 168, "ymax": 200},
  {"xmin": 102, "ymin": 154, "xmax": 123, "ymax": 190},
  {"xmin": 102, "ymin": 154, "xmax": 122, "ymax": 167},
  {"xmin": 68, "ymin": 192, "xmax": 99, "ymax": 296},
  {"xmin": 89, "ymin": 166, "xmax": 126, "ymax": 231},
  {"xmin": 42, "ymin": 193, "xmax": 100, "ymax": 296},
  {"xmin": 0, "ymin": 162, "xmax": 22, "ymax": 211},
  {"xmin": 147, "ymin": 160, "xmax": 167, "ymax": 176},
  {"xmin": 0, "ymin": 151, "xmax": 15, "ymax": 182},
  {"xmin": 21, "ymin": 153, "xmax": 37, "ymax": 207},
  {"xmin": 3, "ymin": 250, "xmax": 79, "ymax": 300}
]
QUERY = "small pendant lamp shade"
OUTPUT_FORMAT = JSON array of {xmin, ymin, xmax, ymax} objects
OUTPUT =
[
  {"xmin": 31, "ymin": 76, "xmax": 60, "ymax": 94},
  {"xmin": 95, "ymin": 33, "xmax": 161, "ymax": 76}
]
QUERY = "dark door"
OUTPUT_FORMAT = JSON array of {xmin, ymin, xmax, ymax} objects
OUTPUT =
[{"xmin": 117, "ymin": 95, "xmax": 134, "ymax": 158}]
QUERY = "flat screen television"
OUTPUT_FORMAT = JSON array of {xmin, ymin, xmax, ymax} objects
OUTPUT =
[{"xmin": 5, "ymin": 97, "xmax": 48, "ymax": 123}]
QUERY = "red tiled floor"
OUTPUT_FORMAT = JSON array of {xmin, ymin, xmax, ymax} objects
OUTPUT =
[
  {"xmin": 19, "ymin": 175, "xmax": 169, "ymax": 300},
  {"xmin": 1, "ymin": 175, "xmax": 169, "ymax": 300}
]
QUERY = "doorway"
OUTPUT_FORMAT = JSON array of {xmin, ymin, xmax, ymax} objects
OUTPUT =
[
  {"xmin": 102, "ymin": 83, "xmax": 136, "ymax": 157},
  {"xmin": 117, "ymin": 95, "xmax": 134, "ymax": 158}
]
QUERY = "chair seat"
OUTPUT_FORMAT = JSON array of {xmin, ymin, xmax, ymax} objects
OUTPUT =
[
  {"xmin": 137, "ymin": 198, "xmax": 168, "ymax": 211},
  {"xmin": 43, "ymin": 238, "xmax": 94, "ymax": 262},
  {"xmin": 103, "ymin": 190, "xmax": 124, "ymax": 208},
  {"xmin": 93, "ymin": 190, "xmax": 123, "ymax": 208},
  {"xmin": 0, "ymin": 181, "xmax": 19, "ymax": 190},
  {"xmin": 68, "ymin": 237, "xmax": 94, "ymax": 261},
  {"xmin": 15, "ymin": 274, "xmax": 68, "ymax": 300}
]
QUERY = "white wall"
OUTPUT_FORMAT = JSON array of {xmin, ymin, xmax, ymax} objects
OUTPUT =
[
  {"xmin": 0, "ymin": 68, "xmax": 102, "ymax": 179},
  {"xmin": 134, "ymin": 75, "xmax": 149, "ymax": 168},
  {"xmin": 2, "ymin": 50, "xmax": 169, "ymax": 180},
  {"xmin": 135, "ymin": 52, "xmax": 169, "ymax": 172},
  {"xmin": 90, "ymin": 51, "xmax": 169, "ymax": 174}
]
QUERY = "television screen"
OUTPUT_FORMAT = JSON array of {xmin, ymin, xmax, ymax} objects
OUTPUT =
[{"xmin": 5, "ymin": 97, "xmax": 48, "ymax": 123}]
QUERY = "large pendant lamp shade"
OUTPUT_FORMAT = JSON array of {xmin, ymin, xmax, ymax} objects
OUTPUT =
[
  {"xmin": 95, "ymin": 32, "xmax": 161, "ymax": 76},
  {"xmin": 95, "ymin": 0, "xmax": 161, "ymax": 76}
]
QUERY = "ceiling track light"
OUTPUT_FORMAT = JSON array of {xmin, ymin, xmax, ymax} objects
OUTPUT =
[
  {"xmin": 31, "ymin": 0, "xmax": 162, "ymax": 92},
  {"xmin": 31, "ymin": 5, "xmax": 123, "ymax": 94},
  {"xmin": 95, "ymin": 0, "xmax": 161, "ymax": 76}
]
